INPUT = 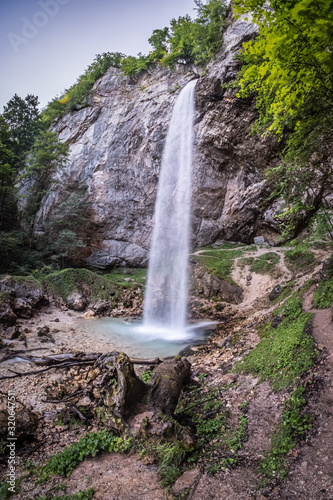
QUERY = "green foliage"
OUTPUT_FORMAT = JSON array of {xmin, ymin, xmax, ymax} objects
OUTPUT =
[
  {"xmin": 142, "ymin": 370, "xmax": 154, "ymax": 383},
  {"xmin": 36, "ymin": 430, "xmax": 131, "ymax": 482},
  {"xmin": 234, "ymin": 0, "xmax": 333, "ymax": 237},
  {"xmin": 161, "ymin": 0, "xmax": 228, "ymax": 67},
  {"xmin": 42, "ymin": 52, "xmax": 124, "ymax": 123},
  {"xmin": 313, "ymin": 277, "xmax": 333, "ymax": 309},
  {"xmin": 0, "ymin": 117, "xmax": 17, "ymax": 229},
  {"xmin": 0, "ymin": 230, "xmax": 45, "ymax": 274},
  {"xmin": 104, "ymin": 268, "xmax": 147, "ymax": 288},
  {"xmin": 0, "ymin": 482, "xmax": 13, "ymax": 499},
  {"xmin": 284, "ymin": 246, "xmax": 315, "ymax": 273},
  {"xmin": 249, "ymin": 252, "xmax": 280, "ymax": 275},
  {"xmin": 176, "ymin": 378, "xmax": 248, "ymax": 473},
  {"xmin": 192, "ymin": 248, "xmax": 244, "ymax": 285},
  {"xmin": 35, "ymin": 488, "xmax": 95, "ymax": 500},
  {"xmin": 156, "ymin": 441, "xmax": 187, "ymax": 486},
  {"xmin": 21, "ymin": 130, "xmax": 69, "ymax": 231},
  {"xmin": 42, "ymin": 268, "xmax": 119, "ymax": 303},
  {"xmin": 235, "ymin": 295, "xmax": 316, "ymax": 389},
  {"xmin": 2, "ymin": 94, "xmax": 40, "ymax": 157},
  {"xmin": 259, "ymin": 386, "xmax": 312, "ymax": 482}
]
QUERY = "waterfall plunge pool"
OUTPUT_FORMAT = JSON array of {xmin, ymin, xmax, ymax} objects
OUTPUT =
[{"xmin": 77, "ymin": 318, "xmax": 218, "ymax": 359}]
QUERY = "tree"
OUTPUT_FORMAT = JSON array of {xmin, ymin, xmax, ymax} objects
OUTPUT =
[
  {"xmin": 148, "ymin": 28, "xmax": 170, "ymax": 59},
  {"xmin": 234, "ymin": 0, "xmax": 333, "ymax": 237},
  {"xmin": 0, "ymin": 117, "xmax": 16, "ymax": 229},
  {"xmin": 2, "ymin": 94, "xmax": 40, "ymax": 160},
  {"xmin": 22, "ymin": 130, "xmax": 69, "ymax": 235}
]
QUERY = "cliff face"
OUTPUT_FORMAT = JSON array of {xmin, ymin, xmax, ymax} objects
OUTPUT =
[{"xmin": 34, "ymin": 17, "xmax": 283, "ymax": 268}]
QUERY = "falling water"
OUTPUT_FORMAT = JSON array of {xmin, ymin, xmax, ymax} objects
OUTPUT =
[{"xmin": 143, "ymin": 79, "xmax": 198, "ymax": 338}]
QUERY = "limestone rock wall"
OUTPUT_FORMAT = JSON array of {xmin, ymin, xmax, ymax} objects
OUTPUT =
[{"xmin": 34, "ymin": 17, "xmax": 283, "ymax": 268}]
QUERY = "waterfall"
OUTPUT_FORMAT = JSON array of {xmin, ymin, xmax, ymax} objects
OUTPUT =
[{"xmin": 143, "ymin": 79, "xmax": 197, "ymax": 338}]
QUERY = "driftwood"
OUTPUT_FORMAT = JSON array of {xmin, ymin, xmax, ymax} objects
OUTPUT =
[{"xmin": 0, "ymin": 351, "xmax": 162, "ymax": 380}]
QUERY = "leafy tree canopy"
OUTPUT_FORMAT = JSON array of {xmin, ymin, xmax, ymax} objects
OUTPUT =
[
  {"xmin": 234, "ymin": 0, "xmax": 333, "ymax": 237},
  {"xmin": 2, "ymin": 94, "xmax": 40, "ymax": 157}
]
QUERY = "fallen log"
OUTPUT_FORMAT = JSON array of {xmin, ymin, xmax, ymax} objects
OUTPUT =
[{"xmin": 0, "ymin": 350, "xmax": 161, "ymax": 367}]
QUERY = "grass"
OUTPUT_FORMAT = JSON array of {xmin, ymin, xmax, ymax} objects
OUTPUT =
[
  {"xmin": 270, "ymin": 281, "xmax": 296, "ymax": 305},
  {"xmin": 313, "ymin": 276, "xmax": 333, "ymax": 309},
  {"xmin": 175, "ymin": 379, "xmax": 248, "ymax": 474},
  {"xmin": 235, "ymin": 295, "xmax": 316, "ymax": 390},
  {"xmin": 141, "ymin": 370, "xmax": 154, "ymax": 383},
  {"xmin": 258, "ymin": 386, "xmax": 313, "ymax": 483},
  {"xmin": 35, "ymin": 489, "xmax": 95, "ymax": 500},
  {"xmin": 249, "ymin": 252, "xmax": 280, "ymax": 276},
  {"xmin": 284, "ymin": 246, "xmax": 316, "ymax": 273},
  {"xmin": 104, "ymin": 268, "xmax": 147, "ymax": 288},
  {"xmin": 192, "ymin": 249, "xmax": 244, "ymax": 285},
  {"xmin": 33, "ymin": 430, "xmax": 131, "ymax": 484},
  {"xmin": 41, "ymin": 268, "xmax": 120, "ymax": 303}
]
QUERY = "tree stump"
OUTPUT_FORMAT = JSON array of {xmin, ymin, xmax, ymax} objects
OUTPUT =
[
  {"xmin": 148, "ymin": 357, "xmax": 191, "ymax": 415},
  {"xmin": 94, "ymin": 351, "xmax": 147, "ymax": 418}
]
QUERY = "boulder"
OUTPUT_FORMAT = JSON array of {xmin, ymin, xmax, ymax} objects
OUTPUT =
[
  {"xmin": 66, "ymin": 293, "xmax": 87, "ymax": 311},
  {"xmin": 194, "ymin": 266, "xmax": 243, "ymax": 304},
  {"xmin": 0, "ymin": 304, "xmax": 17, "ymax": 326},
  {"xmin": 11, "ymin": 297, "xmax": 33, "ymax": 319}
]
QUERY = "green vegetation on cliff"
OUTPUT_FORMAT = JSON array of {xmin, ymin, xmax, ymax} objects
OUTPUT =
[
  {"xmin": 234, "ymin": 0, "xmax": 333, "ymax": 238},
  {"xmin": 41, "ymin": 268, "xmax": 120, "ymax": 303},
  {"xmin": 41, "ymin": 0, "xmax": 229, "ymax": 121}
]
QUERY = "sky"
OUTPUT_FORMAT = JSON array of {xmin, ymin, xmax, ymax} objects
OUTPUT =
[{"xmin": 0, "ymin": 0, "xmax": 197, "ymax": 111}]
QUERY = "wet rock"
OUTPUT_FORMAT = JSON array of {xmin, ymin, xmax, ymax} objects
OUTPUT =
[
  {"xmin": 0, "ymin": 277, "xmax": 47, "ymax": 310},
  {"xmin": 93, "ymin": 300, "xmax": 110, "ymax": 315},
  {"xmin": 194, "ymin": 267, "xmax": 243, "ymax": 304},
  {"xmin": 269, "ymin": 284, "xmax": 282, "ymax": 301},
  {"xmin": 83, "ymin": 310, "xmax": 96, "ymax": 319}
]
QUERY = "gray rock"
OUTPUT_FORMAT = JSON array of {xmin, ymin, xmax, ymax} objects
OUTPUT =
[
  {"xmin": 11, "ymin": 297, "xmax": 33, "ymax": 319},
  {"xmin": 27, "ymin": 17, "xmax": 285, "ymax": 267},
  {"xmin": 254, "ymin": 236, "xmax": 269, "ymax": 245},
  {"xmin": 66, "ymin": 293, "xmax": 88, "ymax": 311},
  {"xmin": 0, "ymin": 304, "xmax": 17, "ymax": 326},
  {"xmin": 269, "ymin": 284, "xmax": 282, "ymax": 301},
  {"xmin": 193, "ymin": 266, "xmax": 243, "ymax": 304},
  {"xmin": 271, "ymin": 314, "xmax": 283, "ymax": 329}
]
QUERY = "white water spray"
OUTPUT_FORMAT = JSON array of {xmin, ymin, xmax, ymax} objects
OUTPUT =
[{"xmin": 143, "ymin": 79, "xmax": 197, "ymax": 338}]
